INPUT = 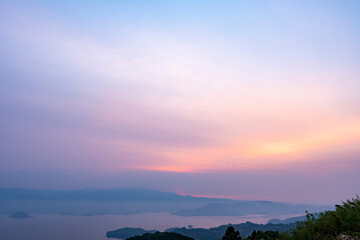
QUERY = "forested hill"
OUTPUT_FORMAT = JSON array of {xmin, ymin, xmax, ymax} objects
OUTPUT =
[
  {"xmin": 107, "ymin": 196, "xmax": 360, "ymax": 240},
  {"xmin": 106, "ymin": 222, "xmax": 297, "ymax": 240}
]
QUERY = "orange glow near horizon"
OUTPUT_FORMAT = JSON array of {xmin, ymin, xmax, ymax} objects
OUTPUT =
[
  {"xmin": 1, "ymin": 0, "xmax": 360, "ymax": 206},
  {"xmin": 128, "ymin": 119, "xmax": 360, "ymax": 173},
  {"xmin": 139, "ymin": 166, "xmax": 203, "ymax": 173}
]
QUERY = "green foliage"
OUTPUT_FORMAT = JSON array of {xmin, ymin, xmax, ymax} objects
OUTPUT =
[
  {"xmin": 288, "ymin": 196, "xmax": 360, "ymax": 240},
  {"xmin": 222, "ymin": 226, "xmax": 242, "ymax": 240}
]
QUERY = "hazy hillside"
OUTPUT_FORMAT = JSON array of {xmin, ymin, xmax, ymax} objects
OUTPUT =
[
  {"xmin": 0, "ymin": 188, "xmax": 331, "ymax": 217},
  {"xmin": 0, "ymin": 187, "xmax": 228, "ymax": 202},
  {"xmin": 106, "ymin": 221, "xmax": 298, "ymax": 240},
  {"xmin": 172, "ymin": 202, "xmax": 330, "ymax": 216}
]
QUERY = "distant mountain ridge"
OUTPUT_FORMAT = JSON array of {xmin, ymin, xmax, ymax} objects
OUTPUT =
[
  {"xmin": 106, "ymin": 213, "xmax": 326, "ymax": 240},
  {"xmin": 172, "ymin": 202, "xmax": 329, "ymax": 216},
  {"xmin": 107, "ymin": 221, "xmax": 299, "ymax": 240},
  {"xmin": 267, "ymin": 212, "xmax": 321, "ymax": 224},
  {"xmin": 0, "ymin": 187, "xmax": 233, "ymax": 202},
  {"xmin": 0, "ymin": 187, "xmax": 331, "ymax": 217}
]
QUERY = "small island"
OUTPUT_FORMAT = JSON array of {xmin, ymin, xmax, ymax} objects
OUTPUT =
[{"xmin": 9, "ymin": 211, "xmax": 31, "ymax": 219}]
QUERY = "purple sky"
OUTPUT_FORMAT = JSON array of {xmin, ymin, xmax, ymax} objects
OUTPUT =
[{"xmin": 0, "ymin": 0, "xmax": 359, "ymax": 204}]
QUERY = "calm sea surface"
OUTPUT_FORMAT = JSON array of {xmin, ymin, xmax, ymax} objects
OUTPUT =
[{"xmin": 0, "ymin": 213, "xmax": 299, "ymax": 240}]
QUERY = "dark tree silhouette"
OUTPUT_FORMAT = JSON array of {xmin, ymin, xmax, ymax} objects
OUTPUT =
[
  {"xmin": 247, "ymin": 230, "xmax": 280, "ymax": 240},
  {"xmin": 127, "ymin": 231, "xmax": 194, "ymax": 240},
  {"xmin": 222, "ymin": 226, "xmax": 242, "ymax": 240}
]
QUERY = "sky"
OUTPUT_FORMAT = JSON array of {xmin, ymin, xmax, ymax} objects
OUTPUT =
[{"xmin": 0, "ymin": 0, "xmax": 359, "ymax": 204}]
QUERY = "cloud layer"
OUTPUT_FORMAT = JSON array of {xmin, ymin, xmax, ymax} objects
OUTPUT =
[{"xmin": 1, "ymin": 0, "xmax": 359, "ymax": 203}]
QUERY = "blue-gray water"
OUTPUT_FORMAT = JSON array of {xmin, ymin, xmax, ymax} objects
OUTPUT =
[{"xmin": 0, "ymin": 213, "xmax": 301, "ymax": 240}]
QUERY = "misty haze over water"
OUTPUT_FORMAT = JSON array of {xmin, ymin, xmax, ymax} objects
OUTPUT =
[
  {"xmin": 0, "ymin": 188, "xmax": 330, "ymax": 240},
  {"xmin": 0, "ymin": 213, "xmax": 302, "ymax": 240}
]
